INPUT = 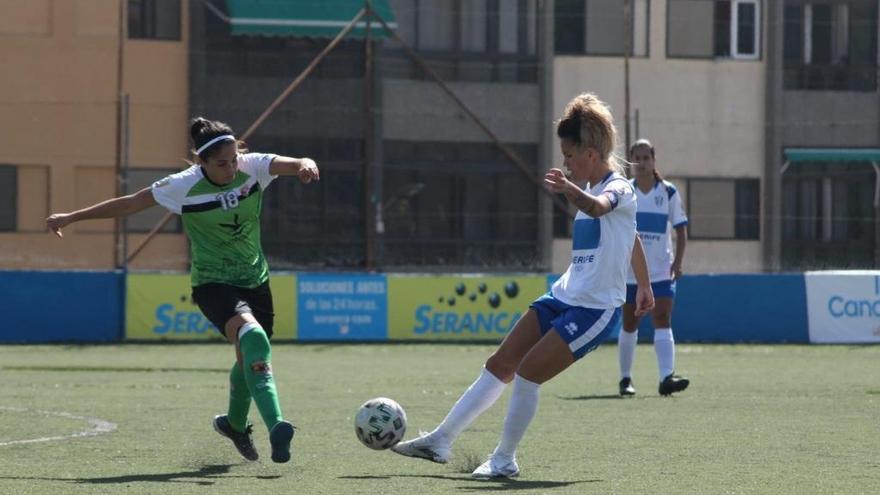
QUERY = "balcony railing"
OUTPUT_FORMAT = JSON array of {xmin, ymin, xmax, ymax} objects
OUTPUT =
[{"xmin": 783, "ymin": 63, "xmax": 878, "ymax": 91}]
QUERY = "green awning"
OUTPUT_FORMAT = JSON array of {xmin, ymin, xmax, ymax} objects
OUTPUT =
[
  {"xmin": 784, "ymin": 148, "xmax": 880, "ymax": 163},
  {"xmin": 224, "ymin": 0, "xmax": 397, "ymax": 39}
]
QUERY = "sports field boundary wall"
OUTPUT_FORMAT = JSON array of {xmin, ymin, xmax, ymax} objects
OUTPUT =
[
  {"xmin": 1, "ymin": 270, "xmax": 124, "ymax": 343},
  {"xmin": 2, "ymin": 270, "xmax": 878, "ymax": 344}
]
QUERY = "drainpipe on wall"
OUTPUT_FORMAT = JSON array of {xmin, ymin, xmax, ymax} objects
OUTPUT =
[
  {"xmin": 763, "ymin": 0, "xmax": 783, "ymax": 272},
  {"xmin": 114, "ymin": 0, "xmax": 127, "ymax": 270},
  {"xmin": 538, "ymin": 0, "xmax": 555, "ymax": 271}
]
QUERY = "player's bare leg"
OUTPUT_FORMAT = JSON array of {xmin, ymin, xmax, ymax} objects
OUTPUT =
[{"xmin": 392, "ymin": 311, "xmax": 541, "ymax": 464}]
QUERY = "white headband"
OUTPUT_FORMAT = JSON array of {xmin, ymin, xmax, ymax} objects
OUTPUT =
[{"xmin": 195, "ymin": 134, "xmax": 235, "ymax": 155}]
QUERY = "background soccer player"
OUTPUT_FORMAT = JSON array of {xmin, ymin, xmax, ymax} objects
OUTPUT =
[{"xmin": 617, "ymin": 138, "xmax": 690, "ymax": 397}]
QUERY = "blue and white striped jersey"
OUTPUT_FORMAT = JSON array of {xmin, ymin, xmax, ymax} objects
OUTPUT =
[
  {"xmin": 552, "ymin": 172, "xmax": 637, "ymax": 309},
  {"xmin": 626, "ymin": 179, "xmax": 688, "ymax": 284}
]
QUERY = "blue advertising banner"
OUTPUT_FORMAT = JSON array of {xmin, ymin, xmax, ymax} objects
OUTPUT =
[
  {"xmin": 643, "ymin": 274, "xmax": 810, "ymax": 343},
  {"xmin": 1, "ymin": 270, "xmax": 123, "ymax": 343},
  {"xmin": 297, "ymin": 273, "xmax": 388, "ymax": 341}
]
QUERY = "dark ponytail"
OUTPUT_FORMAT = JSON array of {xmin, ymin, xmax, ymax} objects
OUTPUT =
[{"xmin": 190, "ymin": 117, "xmax": 237, "ymax": 159}]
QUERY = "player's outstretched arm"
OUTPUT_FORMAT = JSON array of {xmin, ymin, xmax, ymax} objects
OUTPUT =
[
  {"xmin": 269, "ymin": 156, "xmax": 320, "ymax": 184},
  {"xmin": 543, "ymin": 168, "xmax": 612, "ymax": 217},
  {"xmin": 630, "ymin": 236, "xmax": 654, "ymax": 317},
  {"xmin": 46, "ymin": 187, "xmax": 157, "ymax": 238}
]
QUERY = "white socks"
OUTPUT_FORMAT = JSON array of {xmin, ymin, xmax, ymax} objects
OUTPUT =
[
  {"xmin": 654, "ymin": 328, "xmax": 675, "ymax": 379},
  {"xmin": 618, "ymin": 329, "xmax": 638, "ymax": 379},
  {"xmin": 431, "ymin": 367, "xmax": 506, "ymax": 445},
  {"xmin": 493, "ymin": 374, "xmax": 540, "ymax": 460}
]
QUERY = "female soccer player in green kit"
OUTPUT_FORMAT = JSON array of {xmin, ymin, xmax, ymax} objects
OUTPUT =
[{"xmin": 46, "ymin": 117, "xmax": 320, "ymax": 463}]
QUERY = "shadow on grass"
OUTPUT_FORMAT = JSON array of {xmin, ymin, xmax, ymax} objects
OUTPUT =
[
  {"xmin": 554, "ymin": 394, "xmax": 625, "ymax": 400},
  {"xmin": 339, "ymin": 473, "xmax": 600, "ymax": 491},
  {"xmin": 2, "ymin": 365, "xmax": 227, "ymax": 373},
  {"xmin": 0, "ymin": 464, "xmax": 280, "ymax": 486}
]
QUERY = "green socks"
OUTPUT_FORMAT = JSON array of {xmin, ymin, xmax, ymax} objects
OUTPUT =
[
  {"xmin": 226, "ymin": 362, "xmax": 251, "ymax": 432},
  {"xmin": 238, "ymin": 325, "xmax": 283, "ymax": 432}
]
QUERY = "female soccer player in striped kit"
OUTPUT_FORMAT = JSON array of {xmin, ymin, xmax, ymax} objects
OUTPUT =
[
  {"xmin": 46, "ymin": 117, "xmax": 320, "ymax": 463},
  {"xmin": 391, "ymin": 93, "xmax": 654, "ymax": 479},
  {"xmin": 617, "ymin": 138, "xmax": 690, "ymax": 397}
]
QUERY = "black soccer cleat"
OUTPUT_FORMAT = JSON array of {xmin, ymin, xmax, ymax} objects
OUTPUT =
[
  {"xmin": 269, "ymin": 420, "xmax": 295, "ymax": 463},
  {"xmin": 213, "ymin": 414, "xmax": 259, "ymax": 461},
  {"xmin": 658, "ymin": 373, "xmax": 690, "ymax": 396},
  {"xmin": 619, "ymin": 377, "xmax": 636, "ymax": 396}
]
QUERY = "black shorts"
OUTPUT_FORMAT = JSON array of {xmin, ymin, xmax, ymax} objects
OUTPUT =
[{"xmin": 191, "ymin": 281, "xmax": 275, "ymax": 338}]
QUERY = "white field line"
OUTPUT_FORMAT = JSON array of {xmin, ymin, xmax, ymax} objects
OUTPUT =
[{"xmin": 0, "ymin": 406, "xmax": 117, "ymax": 446}]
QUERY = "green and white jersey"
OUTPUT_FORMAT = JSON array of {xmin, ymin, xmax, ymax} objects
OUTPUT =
[{"xmin": 151, "ymin": 152, "xmax": 277, "ymax": 288}]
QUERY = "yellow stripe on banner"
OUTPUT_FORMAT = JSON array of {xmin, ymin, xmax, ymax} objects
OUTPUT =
[
  {"xmin": 387, "ymin": 275, "xmax": 547, "ymax": 341},
  {"xmin": 271, "ymin": 274, "xmax": 296, "ymax": 340},
  {"xmin": 126, "ymin": 273, "xmax": 223, "ymax": 341},
  {"xmin": 125, "ymin": 273, "xmax": 297, "ymax": 341}
]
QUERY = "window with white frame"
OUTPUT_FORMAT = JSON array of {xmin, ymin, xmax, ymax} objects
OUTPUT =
[
  {"xmin": 715, "ymin": 0, "xmax": 760, "ymax": 58},
  {"xmin": 668, "ymin": 0, "xmax": 761, "ymax": 59}
]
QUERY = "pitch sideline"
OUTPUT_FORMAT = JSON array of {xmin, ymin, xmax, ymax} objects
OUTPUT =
[{"xmin": 0, "ymin": 406, "xmax": 117, "ymax": 447}]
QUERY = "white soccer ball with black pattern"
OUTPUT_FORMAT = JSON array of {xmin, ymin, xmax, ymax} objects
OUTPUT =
[{"xmin": 354, "ymin": 397, "xmax": 407, "ymax": 450}]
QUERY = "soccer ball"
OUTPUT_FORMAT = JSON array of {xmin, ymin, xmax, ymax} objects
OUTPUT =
[{"xmin": 354, "ymin": 397, "xmax": 407, "ymax": 450}]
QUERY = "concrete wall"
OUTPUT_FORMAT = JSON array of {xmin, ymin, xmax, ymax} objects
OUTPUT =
[
  {"xmin": 552, "ymin": 0, "xmax": 765, "ymax": 274},
  {"xmin": 0, "ymin": 0, "xmax": 190, "ymax": 270},
  {"xmin": 778, "ymin": 92, "xmax": 880, "ymax": 147},
  {"xmin": 382, "ymin": 80, "xmax": 541, "ymax": 143}
]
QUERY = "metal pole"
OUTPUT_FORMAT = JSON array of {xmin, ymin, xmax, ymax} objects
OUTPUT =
[
  {"xmin": 634, "ymin": 108, "xmax": 640, "ymax": 145},
  {"xmin": 623, "ymin": 0, "xmax": 632, "ymax": 152},
  {"xmin": 363, "ymin": 1, "xmax": 375, "ymax": 270},
  {"xmin": 121, "ymin": 93, "xmax": 130, "ymax": 271},
  {"xmin": 114, "ymin": 0, "xmax": 126, "ymax": 269},
  {"xmin": 127, "ymin": 7, "xmax": 369, "ymax": 264},
  {"xmin": 538, "ymin": 0, "xmax": 557, "ymax": 270}
]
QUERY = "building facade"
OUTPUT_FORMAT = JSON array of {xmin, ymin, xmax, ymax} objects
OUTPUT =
[
  {"xmin": 2, "ymin": 0, "xmax": 878, "ymax": 274},
  {"xmin": 552, "ymin": 0, "xmax": 767, "ymax": 274},
  {"xmin": 766, "ymin": 0, "xmax": 880, "ymax": 270},
  {"xmin": 0, "ymin": 0, "xmax": 190, "ymax": 270},
  {"xmin": 189, "ymin": 0, "xmax": 553, "ymax": 271}
]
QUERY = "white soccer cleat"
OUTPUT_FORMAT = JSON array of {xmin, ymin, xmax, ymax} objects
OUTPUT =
[
  {"xmin": 471, "ymin": 455, "xmax": 520, "ymax": 479},
  {"xmin": 390, "ymin": 433, "xmax": 451, "ymax": 464}
]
